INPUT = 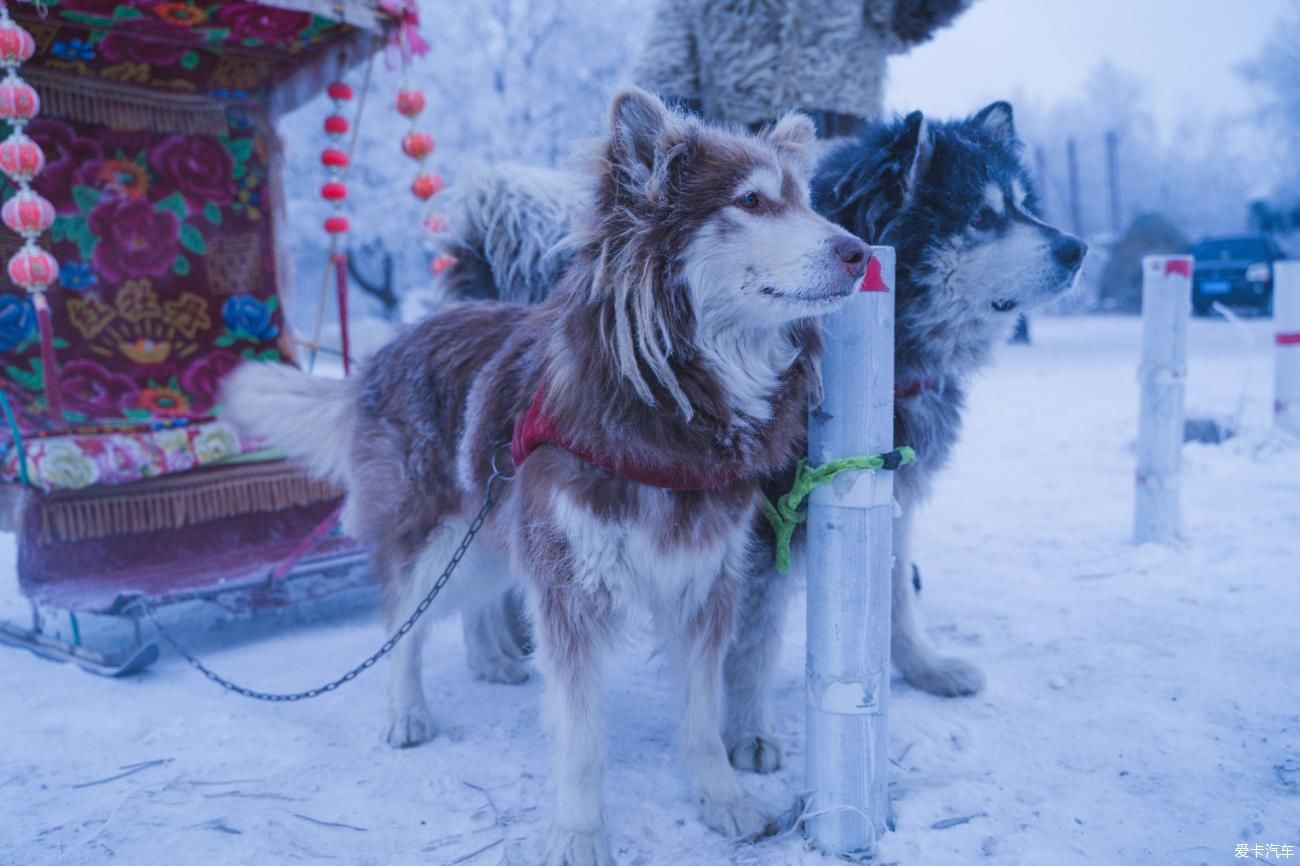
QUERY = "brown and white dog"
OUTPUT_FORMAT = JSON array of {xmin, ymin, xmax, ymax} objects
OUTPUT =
[{"xmin": 224, "ymin": 88, "xmax": 868, "ymax": 864}]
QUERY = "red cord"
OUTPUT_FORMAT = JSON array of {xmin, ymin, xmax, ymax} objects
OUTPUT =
[
  {"xmin": 32, "ymin": 292, "xmax": 64, "ymax": 427},
  {"xmin": 269, "ymin": 505, "xmax": 344, "ymax": 582},
  {"xmin": 332, "ymin": 252, "xmax": 351, "ymax": 376}
]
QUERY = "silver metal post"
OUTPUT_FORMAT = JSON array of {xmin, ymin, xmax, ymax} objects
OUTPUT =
[{"xmin": 805, "ymin": 245, "xmax": 895, "ymax": 857}]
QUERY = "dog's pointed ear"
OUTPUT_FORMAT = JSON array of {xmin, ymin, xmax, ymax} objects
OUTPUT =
[
  {"xmin": 765, "ymin": 112, "xmax": 817, "ymax": 177},
  {"xmin": 853, "ymin": 110, "xmax": 931, "ymax": 240},
  {"xmin": 972, "ymin": 101, "xmax": 1016, "ymax": 143},
  {"xmin": 608, "ymin": 87, "xmax": 672, "ymax": 181},
  {"xmin": 897, "ymin": 110, "xmax": 934, "ymax": 199},
  {"xmin": 821, "ymin": 110, "xmax": 932, "ymax": 243}
]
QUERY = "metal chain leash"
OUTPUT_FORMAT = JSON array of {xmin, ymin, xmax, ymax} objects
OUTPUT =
[{"xmin": 130, "ymin": 461, "xmax": 514, "ymax": 703}]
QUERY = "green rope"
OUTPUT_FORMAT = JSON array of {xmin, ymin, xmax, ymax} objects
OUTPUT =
[
  {"xmin": 760, "ymin": 446, "xmax": 915, "ymax": 572},
  {"xmin": 0, "ymin": 388, "xmax": 30, "ymax": 487}
]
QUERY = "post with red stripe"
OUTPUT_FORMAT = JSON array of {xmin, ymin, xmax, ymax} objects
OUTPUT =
[
  {"xmin": 1134, "ymin": 255, "xmax": 1192, "ymax": 544},
  {"xmin": 1273, "ymin": 260, "xmax": 1300, "ymax": 437},
  {"xmin": 805, "ymin": 245, "xmax": 895, "ymax": 857}
]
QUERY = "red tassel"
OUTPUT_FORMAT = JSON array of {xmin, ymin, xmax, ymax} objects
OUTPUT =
[
  {"xmin": 332, "ymin": 252, "xmax": 351, "ymax": 376},
  {"xmin": 32, "ymin": 292, "xmax": 64, "ymax": 425}
]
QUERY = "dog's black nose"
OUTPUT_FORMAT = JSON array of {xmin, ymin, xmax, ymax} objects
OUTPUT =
[
  {"xmin": 1054, "ymin": 236, "xmax": 1087, "ymax": 269},
  {"xmin": 833, "ymin": 236, "xmax": 869, "ymax": 277}
]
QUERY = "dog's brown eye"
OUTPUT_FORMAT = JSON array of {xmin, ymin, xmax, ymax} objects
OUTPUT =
[
  {"xmin": 737, "ymin": 192, "xmax": 760, "ymax": 210},
  {"xmin": 973, "ymin": 206, "xmax": 999, "ymax": 230}
]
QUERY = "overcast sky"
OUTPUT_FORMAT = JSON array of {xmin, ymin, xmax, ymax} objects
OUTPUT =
[{"xmin": 886, "ymin": 0, "xmax": 1292, "ymax": 131}]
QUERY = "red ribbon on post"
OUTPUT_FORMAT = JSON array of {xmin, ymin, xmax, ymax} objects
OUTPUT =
[{"xmin": 860, "ymin": 255, "xmax": 889, "ymax": 291}]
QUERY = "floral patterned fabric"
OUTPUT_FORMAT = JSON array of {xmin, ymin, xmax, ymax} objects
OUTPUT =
[
  {"xmin": 16, "ymin": 2, "xmax": 356, "ymax": 101},
  {"xmin": 0, "ymin": 419, "xmax": 255, "ymax": 492},
  {"xmin": 0, "ymin": 3, "xmax": 375, "ymax": 494},
  {"xmin": 0, "ymin": 112, "xmax": 287, "ymax": 457}
]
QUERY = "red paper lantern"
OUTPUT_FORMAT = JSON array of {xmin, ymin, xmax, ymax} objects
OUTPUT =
[
  {"xmin": 0, "ymin": 20, "xmax": 35, "ymax": 65},
  {"xmin": 324, "ymin": 215, "xmax": 350, "ymax": 234},
  {"xmin": 321, "ymin": 148, "xmax": 349, "ymax": 168},
  {"xmin": 323, "ymin": 114, "xmax": 349, "ymax": 135},
  {"xmin": 401, "ymin": 131, "xmax": 435, "ymax": 160},
  {"xmin": 327, "ymin": 81, "xmax": 354, "ymax": 101},
  {"xmin": 7, "ymin": 246, "xmax": 58, "ymax": 290},
  {"xmin": 410, "ymin": 173, "xmax": 444, "ymax": 201},
  {"xmin": 2, "ymin": 189, "xmax": 53, "ymax": 236},
  {"xmin": 431, "ymin": 254, "xmax": 457, "ymax": 275},
  {"xmin": 321, "ymin": 181, "xmax": 348, "ymax": 201},
  {"xmin": 0, "ymin": 79, "xmax": 38, "ymax": 121},
  {"xmin": 0, "ymin": 15, "xmax": 60, "ymax": 315},
  {"xmin": 0, "ymin": 134, "xmax": 44, "ymax": 182},
  {"xmin": 396, "ymin": 90, "xmax": 425, "ymax": 118}
]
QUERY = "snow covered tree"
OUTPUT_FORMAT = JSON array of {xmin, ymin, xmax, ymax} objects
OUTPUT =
[
  {"xmin": 1016, "ymin": 62, "xmax": 1259, "ymax": 245},
  {"xmin": 1243, "ymin": 5, "xmax": 1300, "ymax": 242},
  {"xmin": 277, "ymin": 0, "xmax": 648, "ymax": 347}
]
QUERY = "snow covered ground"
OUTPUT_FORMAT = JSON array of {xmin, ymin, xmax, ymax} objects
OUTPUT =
[{"xmin": 1, "ymin": 315, "xmax": 1297, "ymax": 866}]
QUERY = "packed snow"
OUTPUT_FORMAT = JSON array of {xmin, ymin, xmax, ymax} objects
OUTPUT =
[{"xmin": 1, "ymin": 314, "xmax": 1297, "ymax": 866}]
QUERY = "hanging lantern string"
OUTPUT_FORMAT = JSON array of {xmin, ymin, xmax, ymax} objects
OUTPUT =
[
  {"xmin": 306, "ymin": 21, "xmax": 438, "ymax": 377},
  {"xmin": 393, "ymin": 57, "xmax": 451, "ymax": 276},
  {"xmin": 305, "ymin": 47, "xmax": 374, "ymax": 376},
  {"xmin": 0, "ymin": 6, "xmax": 63, "ymax": 426},
  {"xmin": 388, "ymin": 33, "xmax": 453, "ymax": 278}
]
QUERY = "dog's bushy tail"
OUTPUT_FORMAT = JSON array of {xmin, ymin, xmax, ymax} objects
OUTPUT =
[
  {"xmin": 222, "ymin": 363, "xmax": 354, "ymax": 488},
  {"xmin": 436, "ymin": 164, "xmax": 582, "ymax": 305}
]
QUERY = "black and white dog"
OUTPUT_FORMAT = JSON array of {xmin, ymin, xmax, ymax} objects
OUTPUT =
[
  {"xmin": 435, "ymin": 102, "xmax": 1085, "ymax": 770},
  {"xmin": 724, "ymin": 103, "xmax": 1086, "ymax": 769}
]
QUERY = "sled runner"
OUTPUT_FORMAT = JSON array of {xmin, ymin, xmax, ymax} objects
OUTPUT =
[{"xmin": 0, "ymin": 0, "xmax": 412, "ymax": 673}]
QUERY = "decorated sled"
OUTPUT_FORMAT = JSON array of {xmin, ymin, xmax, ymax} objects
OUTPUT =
[{"xmin": 0, "ymin": 0, "xmax": 430, "ymax": 675}]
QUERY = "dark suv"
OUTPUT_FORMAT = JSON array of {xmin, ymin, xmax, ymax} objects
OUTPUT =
[{"xmin": 1191, "ymin": 234, "xmax": 1287, "ymax": 316}]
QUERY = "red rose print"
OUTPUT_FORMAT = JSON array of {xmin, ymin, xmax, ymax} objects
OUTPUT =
[
  {"xmin": 148, "ymin": 133, "xmax": 235, "ymax": 207},
  {"xmin": 87, "ymin": 197, "xmax": 180, "ymax": 284}
]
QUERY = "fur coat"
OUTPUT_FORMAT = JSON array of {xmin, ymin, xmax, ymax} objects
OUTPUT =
[{"xmin": 635, "ymin": 0, "xmax": 973, "ymax": 126}]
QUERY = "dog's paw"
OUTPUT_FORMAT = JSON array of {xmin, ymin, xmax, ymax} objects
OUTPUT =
[
  {"xmin": 698, "ymin": 793, "xmax": 774, "ymax": 838},
  {"xmin": 726, "ymin": 733, "xmax": 782, "ymax": 774},
  {"xmin": 545, "ymin": 828, "xmax": 613, "ymax": 866},
  {"xmin": 469, "ymin": 653, "xmax": 531, "ymax": 685},
  {"xmin": 903, "ymin": 655, "xmax": 986, "ymax": 697},
  {"xmin": 384, "ymin": 705, "xmax": 437, "ymax": 749}
]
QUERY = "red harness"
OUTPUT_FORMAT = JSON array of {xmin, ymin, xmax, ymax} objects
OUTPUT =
[
  {"xmin": 894, "ymin": 377, "xmax": 940, "ymax": 400},
  {"xmin": 510, "ymin": 385, "xmax": 747, "ymax": 491},
  {"xmin": 512, "ymin": 375, "xmax": 938, "ymax": 489}
]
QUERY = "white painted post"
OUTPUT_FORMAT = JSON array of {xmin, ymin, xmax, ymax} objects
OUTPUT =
[
  {"xmin": 1134, "ymin": 254, "xmax": 1192, "ymax": 544},
  {"xmin": 1273, "ymin": 261, "xmax": 1300, "ymax": 437},
  {"xmin": 805, "ymin": 245, "xmax": 895, "ymax": 857}
]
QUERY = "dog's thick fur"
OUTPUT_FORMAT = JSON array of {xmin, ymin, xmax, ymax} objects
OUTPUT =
[
  {"xmin": 225, "ymin": 89, "xmax": 868, "ymax": 864},
  {"xmin": 435, "ymin": 101, "xmax": 1086, "ymax": 772}
]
